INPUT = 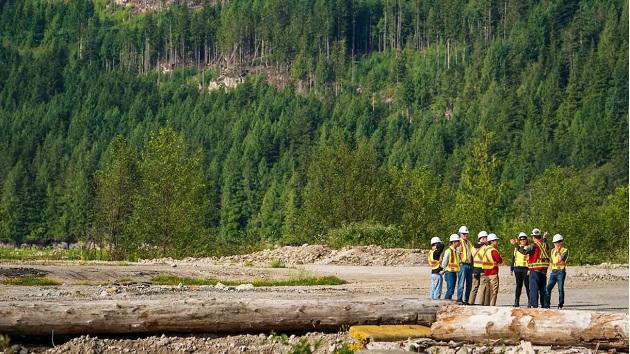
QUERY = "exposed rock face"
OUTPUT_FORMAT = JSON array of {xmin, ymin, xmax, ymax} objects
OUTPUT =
[{"xmin": 113, "ymin": 0, "xmax": 218, "ymax": 14}]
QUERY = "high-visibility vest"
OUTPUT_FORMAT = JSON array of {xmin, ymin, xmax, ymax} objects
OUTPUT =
[
  {"xmin": 473, "ymin": 245, "xmax": 487, "ymax": 268},
  {"xmin": 460, "ymin": 239, "xmax": 472, "ymax": 263},
  {"xmin": 527, "ymin": 241, "xmax": 550, "ymax": 269},
  {"xmin": 482, "ymin": 245, "xmax": 497, "ymax": 269},
  {"xmin": 513, "ymin": 249, "xmax": 528, "ymax": 267},
  {"xmin": 445, "ymin": 247, "xmax": 460, "ymax": 272},
  {"xmin": 551, "ymin": 247, "xmax": 568, "ymax": 270},
  {"xmin": 428, "ymin": 249, "xmax": 443, "ymax": 270}
]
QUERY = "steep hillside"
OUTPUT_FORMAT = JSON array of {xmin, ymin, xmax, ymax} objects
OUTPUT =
[{"xmin": 0, "ymin": 0, "xmax": 627, "ymax": 262}]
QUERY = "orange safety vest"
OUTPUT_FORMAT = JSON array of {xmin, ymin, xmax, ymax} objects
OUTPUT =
[
  {"xmin": 445, "ymin": 246, "xmax": 460, "ymax": 272},
  {"xmin": 551, "ymin": 247, "xmax": 568, "ymax": 270},
  {"xmin": 428, "ymin": 249, "xmax": 443, "ymax": 270}
]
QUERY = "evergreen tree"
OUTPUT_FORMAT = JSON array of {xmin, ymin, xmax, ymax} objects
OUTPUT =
[{"xmin": 94, "ymin": 135, "xmax": 138, "ymax": 257}]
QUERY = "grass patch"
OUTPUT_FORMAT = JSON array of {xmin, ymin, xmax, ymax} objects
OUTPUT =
[
  {"xmin": 268, "ymin": 258, "xmax": 285, "ymax": 268},
  {"xmin": 151, "ymin": 274, "xmax": 346, "ymax": 287},
  {"xmin": 151, "ymin": 274, "xmax": 217, "ymax": 286},
  {"xmin": 1, "ymin": 275, "xmax": 60, "ymax": 286},
  {"xmin": 0, "ymin": 248, "xmax": 112, "ymax": 261}
]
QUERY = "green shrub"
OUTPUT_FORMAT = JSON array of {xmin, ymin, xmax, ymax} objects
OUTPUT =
[{"xmin": 268, "ymin": 258, "xmax": 286, "ymax": 268}]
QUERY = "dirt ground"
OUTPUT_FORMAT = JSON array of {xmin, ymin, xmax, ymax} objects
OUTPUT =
[{"xmin": 0, "ymin": 246, "xmax": 628, "ymax": 353}]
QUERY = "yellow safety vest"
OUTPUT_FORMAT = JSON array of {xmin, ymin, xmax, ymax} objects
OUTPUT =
[
  {"xmin": 527, "ymin": 241, "xmax": 550, "ymax": 269},
  {"xmin": 513, "ymin": 249, "xmax": 528, "ymax": 267},
  {"xmin": 459, "ymin": 239, "xmax": 472, "ymax": 263},
  {"xmin": 482, "ymin": 245, "xmax": 497, "ymax": 270},
  {"xmin": 428, "ymin": 249, "xmax": 443, "ymax": 270},
  {"xmin": 473, "ymin": 245, "xmax": 486, "ymax": 268},
  {"xmin": 445, "ymin": 247, "xmax": 460, "ymax": 272},
  {"xmin": 551, "ymin": 247, "xmax": 568, "ymax": 270}
]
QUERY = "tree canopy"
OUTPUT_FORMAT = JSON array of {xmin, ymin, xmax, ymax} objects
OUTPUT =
[{"xmin": 0, "ymin": 0, "xmax": 627, "ymax": 263}]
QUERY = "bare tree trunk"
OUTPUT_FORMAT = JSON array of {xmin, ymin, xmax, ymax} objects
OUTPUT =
[
  {"xmin": 0, "ymin": 298, "xmax": 443, "ymax": 336},
  {"xmin": 431, "ymin": 305, "xmax": 628, "ymax": 350}
]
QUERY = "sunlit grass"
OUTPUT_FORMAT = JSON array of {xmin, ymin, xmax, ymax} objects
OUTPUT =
[
  {"xmin": 0, "ymin": 248, "xmax": 111, "ymax": 261},
  {"xmin": 151, "ymin": 273, "xmax": 345, "ymax": 287},
  {"xmin": 1, "ymin": 275, "xmax": 60, "ymax": 286}
]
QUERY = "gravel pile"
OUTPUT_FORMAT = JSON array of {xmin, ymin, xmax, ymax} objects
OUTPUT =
[
  {"xmin": 43, "ymin": 332, "xmax": 351, "ymax": 354},
  {"xmin": 369, "ymin": 338, "xmax": 603, "ymax": 353},
  {"xmin": 0, "ymin": 267, "xmax": 49, "ymax": 277},
  {"xmin": 572, "ymin": 273, "xmax": 629, "ymax": 282},
  {"xmin": 140, "ymin": 244, "xmax": 428, "ymax": 267}
]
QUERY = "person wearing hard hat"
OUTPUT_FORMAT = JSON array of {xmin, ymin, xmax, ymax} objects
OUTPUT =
[
  {"xmin": 456, "ymin": 225, "xmax": 474, "ymax": 305},
  {"xmin": 469, "ymin": 231, "xmax": 489, "ymax": 305},
  {"xmin": 510, "ymin": 232, "xmax": 530, "ymax": 307},
  {"xmin": 428, "ymin": 236, "xmax": 445, "ymax": 300},
  {"xmin": 441, "ymin": 234, "xmax": 461, "ymax": 300},
  {"xmin": 482, "ymin": 233, "xmax": 502, "ymax": 306},
  {"xmin": 510, "ymin": 228, "xmax": 550, "ymax": 308},
  {"xmin": 546, "ymin": 234, "xmax": 569, "ymax": 309}
]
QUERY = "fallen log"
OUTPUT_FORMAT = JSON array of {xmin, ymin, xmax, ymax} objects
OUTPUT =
[
  {"xmin": 0, "ymin": 297, "xmax": 444, "ymax": 336},
  {"xmin": 431, "ymin": 305, "xmax": 628, "ymax": 350}
]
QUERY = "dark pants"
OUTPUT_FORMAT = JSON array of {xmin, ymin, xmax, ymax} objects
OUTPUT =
[
  {"xmin": 528, "ymin": 270, "xmax": 548, "ymax": 308},
  {"xmin": 457, "ymin": 263, "xmax": 473, "ymax": 303},
  {"xmin": 444, "ymin": 271, "xmax": 457, "ymax": 300},
  {"xmin": 546, "ymin": 270, "xmax": 566, "ymax": 308},
  {"xmin": 514, "ymin": 270, "xmax": 530, "ymax": 306}
]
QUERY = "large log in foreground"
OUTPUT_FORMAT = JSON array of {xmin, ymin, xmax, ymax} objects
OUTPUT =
[
  {"xmin": 431, "ymin": 305, "xmax": 628, "ymax": 350},
  {"xmin": 0, "ymin": 298, "xmax": 443, "ymax": 336}
]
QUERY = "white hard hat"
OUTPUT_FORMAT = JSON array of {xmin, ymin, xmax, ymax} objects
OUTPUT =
[
  {"xmin": 449, "ymin": 234, "xmax": 460, "ymax": 242},
  {"xmin": 552, "ymin": 234, "xmax": 564, "ymax": 243},
  {"xmin": 487, "ymin": 233, "xmax": 499, "ymax": 242},
  {"xmin": 477, "ymin": 230, "xmax": 488, "ymax": 239},
  {"xmin": 458, "ymin": 226, "xmax": 469, "ymax": 234},
  {"xmin": 518, "ymin": 232, "xmax": 528, "ymax": 239},
  {"xmin": 430, "ymin": 236, "xmax": 442, "ymax": 245},
  {"xmin": 531, "ymin": 228, "xmax": 541, "ymax": 236}
]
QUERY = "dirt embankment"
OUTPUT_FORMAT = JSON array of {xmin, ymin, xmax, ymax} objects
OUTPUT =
[{"xmin": 140, "ymin": 244, "xmax": 428, "ymax": 267}]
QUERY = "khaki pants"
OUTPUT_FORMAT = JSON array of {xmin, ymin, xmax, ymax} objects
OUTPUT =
[
  {"xmin": 487, "ymin": 274, "xmax": 499, "ymax": 306},
  {"xmin": 478, "ymin": 274, "xmax": 490, "ymax": 305},
  {"xmin": 469, "ymin": 272, "xmax": 481, "ymax": 305}
]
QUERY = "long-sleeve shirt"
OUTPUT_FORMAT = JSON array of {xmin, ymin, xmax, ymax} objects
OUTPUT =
[
  {"xmin": 483, "ymin": 248, "xmax": 502, "ymax": 276},
  {"xmin": 515, "ymin": 238, "xmax": 550, "ymax": 272},
  {"xmin": 472, "ymin": 242, "xmax": 486, "ymax": 274},
  {"xmin": 441, "ymin": 247, "xmax": 459, "ymax": 271},
  {"xmin": 459, "ymin": 238, "xmax": 473, "ymax": 264},
  {"xmin": 431, "ymin": 243, "xmax": 445, "ymax": 274},
  {"xmin": 510, "ymin": 248, "xmax": 529, "ymax": 272}
]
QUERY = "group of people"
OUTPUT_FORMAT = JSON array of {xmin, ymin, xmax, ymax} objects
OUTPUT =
[{"xmin": 428, "ymin": 226, "xmax": 569, "ymax": 309}]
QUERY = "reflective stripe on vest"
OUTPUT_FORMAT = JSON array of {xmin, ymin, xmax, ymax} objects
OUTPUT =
[
  {"xmin": 528, "ymin": 241, "xmax": 550, "ymax": 268},
  {"xmin": 460, "ymin": 239, "xmax": 471, "ymax": 263},
  {"xmin": 482, "ymin": 245, "xmax": 496, "ymax": 270},
  {"xmin": 446, "ymin": 247, "xmax": 460, "ymax": 272},
  {"xmin": 551, "ymin": 247, "xmax": 568, "ymax": 270},
  {"xmin": 513, "ymin": 249, "xmax": 528, "ymax": 267},
  {"xmin": 428, "ymin": 249, "xmax": 442, "ymax": 270},
  {"xmin": 473, "ymin": 245, "xmax": 486, "ymax": 268}
]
